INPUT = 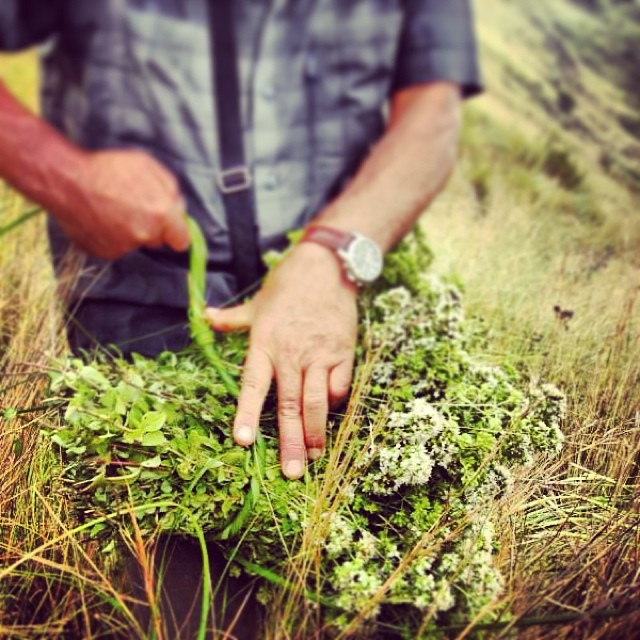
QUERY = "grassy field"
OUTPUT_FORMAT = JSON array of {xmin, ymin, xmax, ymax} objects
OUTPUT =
[
  {"xmin": 426, "ymin": 1, "xmax": 640, "ymax": 637},
  {"xmin": 1, "ymin": 1, "xmax": 639, "ymax": 637}
]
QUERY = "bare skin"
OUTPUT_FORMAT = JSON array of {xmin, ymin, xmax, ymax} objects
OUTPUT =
[
  {"xmin": 0, "ymin": 79, "xmax": 460, "ymax": 479},
  {"xmin": 206, "ymin": 81, "xmax": 463, "ymax": 478},
  {"xmin": 207, "ymin": 242, "xmax": 358, "ymax": 478},
  {"xmin": 0, "ymin": 83, "xmax": 190, "ymax": 258}
]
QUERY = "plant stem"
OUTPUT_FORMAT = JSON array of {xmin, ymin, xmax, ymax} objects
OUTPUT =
[
  {"xmin": 186, "ymin": 216, "xmax": 239, "ymax": 397},
  {"xmin": 0, "ymin": 207, "xmax": 42, "ymax": 237}
]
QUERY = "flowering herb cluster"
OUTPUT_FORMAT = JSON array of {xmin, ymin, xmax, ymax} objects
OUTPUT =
[{"xmin": 44, "ymin": 234, "xmax": 565, "ymax": 637}]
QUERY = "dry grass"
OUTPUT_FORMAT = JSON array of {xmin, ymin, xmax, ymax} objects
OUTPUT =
[
  {"xmin": 420, "ymin": 1, "xmax": 640, "ymax": 634},
  {"xmin": 1, "ymin": 1, "xmax": 640, "ymax": 637},
  {"xmin": 0, "ymin": 52, "xmax": 142, "ymax": 639}
]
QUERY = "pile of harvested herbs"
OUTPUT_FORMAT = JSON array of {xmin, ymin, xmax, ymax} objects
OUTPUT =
[{"xmin": 43, "ymin": 226, "xmax": 565, "ymax": 638}]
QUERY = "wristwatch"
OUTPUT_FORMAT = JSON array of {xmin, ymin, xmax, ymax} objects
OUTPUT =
[{"xmin": 300, "ymin": 225, "xmax": 383, "ymax": 286}]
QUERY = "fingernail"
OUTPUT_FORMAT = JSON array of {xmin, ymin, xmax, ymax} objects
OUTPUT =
[
  {"xmin": 235, "ymin": 425, "xmax": 254, "ymax": 446},
  {"xmin": 284, "ymin": 460, "xmax": 304, "ymax": 479},
  {"xmin": 308, "ymin": 448, "xmax": 324, "ymax": 461}
]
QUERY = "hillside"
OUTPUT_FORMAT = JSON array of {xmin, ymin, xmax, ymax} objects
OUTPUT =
[
  {"xmin": 1, "ymin": 1, "xmax": 639, "ymax": 637},
  {"xmin": 431, "ymin": 0, "xmax": 640, "ymax": 335},
  {"xmin": 424, "ymin": 1, "xmax": 640, "ymax": 637}
]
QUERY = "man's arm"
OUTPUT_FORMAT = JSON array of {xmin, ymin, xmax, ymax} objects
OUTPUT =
[
  {"xmin": 313, "ymin": 82, "xmax": 461, "ymax": 251},
  {"xmin": 207, "ymin": 81, "xmax": 462, "ymax": 479},
  {"xmin": 0, "ymin": 82, "xmax": 189, "ymax": 258}
]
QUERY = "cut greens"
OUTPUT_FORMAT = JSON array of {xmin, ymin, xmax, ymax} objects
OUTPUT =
[{"xmin": 43, "ymin": 224, "xmax": 565, "ymax": 638}]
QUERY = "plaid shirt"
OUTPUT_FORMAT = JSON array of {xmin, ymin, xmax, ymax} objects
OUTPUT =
[{"xmin": 1, "ymin": 0, "xmax": 481, "ymax": 352}]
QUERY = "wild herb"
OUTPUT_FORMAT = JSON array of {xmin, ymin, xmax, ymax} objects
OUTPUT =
[{"xmin": 43, "ymin": 231, "xmax": 565, "ymax": 637}]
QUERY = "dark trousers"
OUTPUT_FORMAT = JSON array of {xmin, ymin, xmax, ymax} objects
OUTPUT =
[
  {"xmin": 66, "ymin": 300, "xmax": 192, "ymax": 358},
  {"xmin": 124, "ymin": 536, "xmax": 260, "ymax": 640}
]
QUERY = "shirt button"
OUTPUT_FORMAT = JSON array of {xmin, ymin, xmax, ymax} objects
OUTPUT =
[
  {"xmin": 263, "ymin": 170, "xmax": 279, "ymax": 191},
  {"xmin": 260, "ymin": 83, "xmax": 276, "ymax": 101}
]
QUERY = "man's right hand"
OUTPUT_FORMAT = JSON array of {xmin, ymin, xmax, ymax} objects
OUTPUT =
[
  {"xmin": 55, "ymin": 150, "xmax": 190, "ymax": 260},
  {"xmin": 0, "ymin": 82, "xmax": 189, "ymax": 260}
]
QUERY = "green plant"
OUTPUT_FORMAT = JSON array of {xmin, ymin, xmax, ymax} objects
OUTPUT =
[{"xmin": 42, "ymin": 231, "xmax": 565, "ymax": 638}]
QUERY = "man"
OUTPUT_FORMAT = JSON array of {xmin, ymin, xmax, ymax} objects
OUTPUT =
[
  {"xmin": 0, "ymin": 0, "xmax": 481, "ymax": 634},
  {"xmin": 0, "ymin": 0, "xmax": 481, "ymax": 479}
]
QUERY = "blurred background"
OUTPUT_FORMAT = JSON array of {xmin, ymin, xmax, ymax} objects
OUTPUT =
[{"xmin": 0, "ymin": 0, "xmax": 639, "ymax": 637}]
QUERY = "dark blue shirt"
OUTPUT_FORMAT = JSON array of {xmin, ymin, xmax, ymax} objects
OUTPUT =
[{"xmin": 1, "ymin": 0, "xmax": 482, "ymax": 353}]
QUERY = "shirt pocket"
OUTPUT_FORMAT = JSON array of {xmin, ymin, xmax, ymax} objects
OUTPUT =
[
  {"xmin": 60, "ymin": 2, "xmax": 213, "ymax": 163},
  {"xmin": 307, "ymin": 1, "xmax": 403, "ymax": 108},
  {"xmin": 304, "ymin": 1, "xmax": 403, "ymax": 155}
]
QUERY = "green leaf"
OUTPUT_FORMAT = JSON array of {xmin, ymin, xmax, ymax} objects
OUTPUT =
[
  {"xmin": 51, "ymin": 433, "xmax": 70, "ymax": 449},
  {"xmin": 101, "ymin": 539, "xmax": 115, "ymax": 554},
  {"xmin": 161, "ymin": 480, "xmax": 173, "ymax": 494},
  {"xmin": 142, "ymin": 455, "xmax": 163, "ymax": 468},
  {"xmin": 90, "ymin": 522, "xmax": 108, "ymax": 537},
  {"xmin": 115, "ymin": 380, "xmax": 141, "ymax": 406},
  {"xmin": 67, "ymin": 445, "xmax": 87, "ymax": 455},
  {"xmin": 140, "ymin": 410, "xmax": 166, "ymax": 432},
  {"xmin": 11, "ymin": 436, "xmax": 23, "ymax": 457},
  {"xmin": 141, "ymin": 431, "xmax": 167, "ymax": 447},
  {"xmin": 79, "ymin": 365, "xmax": 110, "ymax": 390}
]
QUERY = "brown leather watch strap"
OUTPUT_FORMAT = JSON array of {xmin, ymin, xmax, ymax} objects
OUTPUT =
[{"xmin": 300, "ymin": 226, "xmax": 353, "ymax": 251}]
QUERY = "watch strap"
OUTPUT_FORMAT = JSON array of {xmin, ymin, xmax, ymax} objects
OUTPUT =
[{"xmin": 300, "ymin": 226, "xmax": 354, "ymax": 252}]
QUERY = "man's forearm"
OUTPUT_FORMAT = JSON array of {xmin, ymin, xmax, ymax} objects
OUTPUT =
[
  {"xmin": 314, "ymin": 82, "xmax": 462, "ymax": 253},
  {"xmin": 0, "ymin": 82, "xmax": 85, "ymax": 212}
]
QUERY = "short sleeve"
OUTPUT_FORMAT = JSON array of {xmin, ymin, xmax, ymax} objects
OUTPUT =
[
  {"xmin": 393, "ymin": 0, "xmax": 483, "ymax": 98},
  {"xmin": 0, "ymin": 1, "xmax": 60, "ymax": 52}
]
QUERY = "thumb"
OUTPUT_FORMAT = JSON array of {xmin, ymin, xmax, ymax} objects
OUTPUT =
[
  {"xmin": 205, "ymin": 302, "xmax": 254, "ymax": 332},
  {"xmin": 163, "ymin": 199, "xmax": 190, "ymax": 253}
]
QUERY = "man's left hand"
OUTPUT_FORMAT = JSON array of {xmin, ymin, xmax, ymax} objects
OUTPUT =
[{"xmin": 206, "ymin": 242, "xmax": 358, "ymax": 479}]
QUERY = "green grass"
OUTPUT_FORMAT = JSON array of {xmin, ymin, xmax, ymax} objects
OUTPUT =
[{"xmin": 1, "ymin": 2, "xmax": 640, "ymax": 637}]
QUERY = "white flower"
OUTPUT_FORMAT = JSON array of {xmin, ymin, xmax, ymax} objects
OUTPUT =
[
  {"xmin": 333, "ymin": 557, "xmax": 383, "ymax": 617},
  {"xmin": 541, "ymin": 382, "xmax": 566, "ymax": 401},
  {"xmin": 433, "ymin": 580, "xmax": 455, "ymax": 612},
  {"xmin": 374, "ymin": 287, "xmax": 413, "ymax": 316},
  {"xmin": 366, "ymin": 443, "xmax": 435, "ymax": 494},
  {"xmin": 339, "ymin": 482, "xmax": 356, "ymax": 503},
  {"xmin": 326, "ymin": 514, "xmax": 354, "ymax": 558},
  {"xmin": 355, "ymin": 530, "xmax": 378, "ymax": 559},
  {"xmin": 372, "ymin": 361, "xmax": 395, "ymax": 385}
]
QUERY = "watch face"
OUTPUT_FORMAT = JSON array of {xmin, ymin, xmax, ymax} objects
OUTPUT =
[{"xmin": 348, "ymin": 235, "xmax": 383, "ymax": 284}]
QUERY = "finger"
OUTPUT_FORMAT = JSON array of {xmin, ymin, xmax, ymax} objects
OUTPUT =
[
  {"xmin": 163, "ymin": 199, "xmax": 191, "ymax": 252},
  {"xmin": 329, "ymin": 359, "xmax": 354, "ymax": 409},
  {"xmin": 303, "ymin": 366, "xmax": 328, "ymax": 460},
  {"xmin": 206, "ymin": 302, "xmax": 254, "ymax": 332},
  {"xmin": 276, "ymin": 367, "xmax": 306, "ymax": 480},
  {"xmin": 234, "ymin": 348, "xmax": 273, "ymax": 447}
]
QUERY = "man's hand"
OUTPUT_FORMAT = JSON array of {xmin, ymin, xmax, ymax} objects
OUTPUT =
[
  {"xmin": 204, "ymin": 82, "xmax": 463, "ymax": 480},
  {"xmin": 206, "ymin": 243, "xmax": 358, "ymax": 479},
  {"xmin": 54, "ymin": 150, "xmax": 190, "ymax": 259},
  {"xmin": 0, "ymin": 83, "xmax": 189, "ymax": 260}
]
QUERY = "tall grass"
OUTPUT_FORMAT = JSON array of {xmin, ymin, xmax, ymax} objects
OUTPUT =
[
  {"xmin": 423, "ymin": 92, "xmax": 640, "ymax": 640},
  {"xmin": 0, "ymin": 52, "xmax": 139, "ymax": 638}
]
